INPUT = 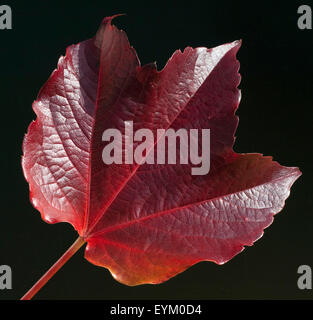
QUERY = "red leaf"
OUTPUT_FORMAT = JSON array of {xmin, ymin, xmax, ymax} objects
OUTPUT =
[{"xmin": 22, "ymin": 16, "xmax": 301, "ymax": 287}]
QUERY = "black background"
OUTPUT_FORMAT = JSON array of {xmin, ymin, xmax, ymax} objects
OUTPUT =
[{"xmin": 0, "ymin": 0, "xmax": 312, "ymax": 300}]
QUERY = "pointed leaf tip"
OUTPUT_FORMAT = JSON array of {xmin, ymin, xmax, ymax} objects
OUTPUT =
[{"xmin": 101, "ymin": 13, "xmax": 126, "ymax": 26}]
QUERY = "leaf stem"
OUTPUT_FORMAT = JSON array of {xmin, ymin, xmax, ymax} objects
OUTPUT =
[{"xmin": 21, "ymin": 236, "xmax": 86, "ymax": 300}]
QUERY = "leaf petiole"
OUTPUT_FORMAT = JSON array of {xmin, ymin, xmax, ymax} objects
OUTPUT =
[{"xmin": 21, "ymin": 236, "xmax": 86, "ymax": 300}]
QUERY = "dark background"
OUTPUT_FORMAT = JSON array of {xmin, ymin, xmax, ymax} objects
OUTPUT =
[{"xmin": 0, "ymin": 0, "xmax": 312, "ymax": 300}]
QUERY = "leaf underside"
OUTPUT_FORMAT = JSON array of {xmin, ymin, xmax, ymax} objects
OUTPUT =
[{"xmin": 22, "ymin": 16, "xmax": 301, "ymax": 285}]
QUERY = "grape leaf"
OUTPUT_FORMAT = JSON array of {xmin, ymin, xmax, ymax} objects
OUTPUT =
[{"xmin": 22, "ymin": 16, "xmax": 301, "ymax": 289}]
